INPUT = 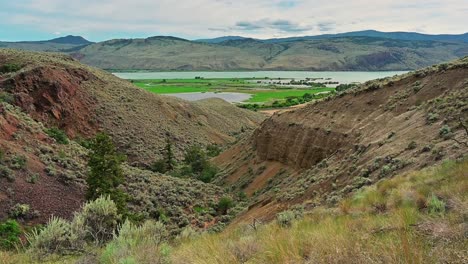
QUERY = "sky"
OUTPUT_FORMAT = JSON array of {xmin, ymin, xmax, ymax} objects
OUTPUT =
[{"xmin": 0, "ymin": 0, "xmax": 467, "ymax": 42}]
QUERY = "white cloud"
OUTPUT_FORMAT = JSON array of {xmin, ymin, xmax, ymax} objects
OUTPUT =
[{"xmin": 3, "ymin": 0, "xmax": 467, "ymax": 40}]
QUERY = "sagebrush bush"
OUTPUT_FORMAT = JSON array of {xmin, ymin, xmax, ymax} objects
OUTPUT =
[
  {"xmin": 26, "ymin": 216, "xmax": 78, "ymax": 257},
  {"xmin": 26, "ymin": 196, "xmax": 120, "ymax": 258},
  {"xmin": 0, "ymin": 165, "xmax": 15, "ymax": 182},
  {"xmin": 100, "ymin": 220, "xmax": 169, "ymax": 264},
  {"xmin": 74, "ymin": 196, "xmax": 120, "ymax": 245},
  {"xmin": 276, "ymin": 207, "xmax": 304, "ymax": 228},
  {"xmin": 9, "ymin": 204, "xmax": 30, "ymax": 219}
]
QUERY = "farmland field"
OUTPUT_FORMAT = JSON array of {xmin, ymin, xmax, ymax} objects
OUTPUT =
[{"xmin": 131, "ymin": 78, "xmax": 335, "ymax": 104}]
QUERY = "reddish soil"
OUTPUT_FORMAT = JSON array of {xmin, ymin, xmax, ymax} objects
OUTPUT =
[{"xmin": 2, "ymin": 66, "xmax": 99, "ymax": 137}]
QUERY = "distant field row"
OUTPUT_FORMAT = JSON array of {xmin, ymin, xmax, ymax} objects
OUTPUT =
[{"xmin": 131, "ymin": 78, "xmax": 335, "ymax": 103}]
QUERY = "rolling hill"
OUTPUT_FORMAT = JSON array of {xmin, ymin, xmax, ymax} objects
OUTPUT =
[
  {"xmin": 0, "ymin": 49, "xmax": 466, "ymax": 263},
  {"xmin": 72, "ymin": 36, "xmax": 468, "ymax": 71},
  {"xmin": 262, "ymin": 30, "xmax": 468, "ymax": 43},
  {"xmin": 0, "ymin": 35, "xmax": 92, "ymax": 52},
  {"xmin": 0, "ymin": 48, "xmax": 264, "ymax": 227},
  {"xmin": 2, "ymin": 31, "xmax": 468, "ymax": 71},
  {"xmin": 213, "ymin": 56, "xmax": 468, "ymax": 221}
]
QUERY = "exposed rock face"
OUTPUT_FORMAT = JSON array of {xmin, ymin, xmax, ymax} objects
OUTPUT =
[
  {"xmin": 2, "ymin": 66, "xmax": 98, "ymax": 137},
  {"xmin": 0, "ymin": 49, "xmax": 265, "ymax": 165},
  {"xmin": 216, "ymin": 58, "xmax": 468, "ymax": 222},
  {"xmin": 254, "ymin": 120, "xmax": 354, "ymax": 169}
]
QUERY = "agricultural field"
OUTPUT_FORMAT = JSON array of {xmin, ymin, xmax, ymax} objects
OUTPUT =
[{"xmin": 130, "ymin": 78, "xmax": 336, "ymax": 108}]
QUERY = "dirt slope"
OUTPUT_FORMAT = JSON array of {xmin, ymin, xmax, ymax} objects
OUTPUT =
[
  {"xmin": 214, "ymin": 57, "xmax": 468, "ymax": 222},
  {"xmin": 0, "ymin": 49, "xmax": 253, "ymax": 228},
  {"xmin": 0, "ymin": 49, "xmax": 265, "ymax": 165}
]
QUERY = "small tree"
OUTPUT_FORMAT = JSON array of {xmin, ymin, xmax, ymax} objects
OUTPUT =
[
  {"xmin": 86, "ymin": 133, "xmax": 127, "ymax": 214},
  {"xmin": 151, "ymin": 139, "xmax": 176, "ymax": 174}
]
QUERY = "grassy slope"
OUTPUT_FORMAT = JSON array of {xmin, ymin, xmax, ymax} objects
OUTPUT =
[
  {"xmin": 2, "ymin": 158, "xmax": 465, "ymax": 263},
  {"xmin": 0, "ymin": 49, "xmax": 266, "ymax": 165},
  {"xmin": 212, "ymin": 56, "xmax": 468, "ymax": 223},
  {"xmin": 171, "ymin": 159, "xmax": 467, "ymax": 264}
]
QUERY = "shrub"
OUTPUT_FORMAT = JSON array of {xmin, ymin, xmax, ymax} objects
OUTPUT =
[
  {"xmin": 27, "ymin": 196, "xmax": 121, "ymax": 257},
  {"xmin": 439, "ymin": 125, "xmax": 453, "ymax": 139},
  {"xmin": 183, "ymin": 145, "xmax": 219, "ymax": 183},
  {"xmin": 0, "ymin": 165, "xmax": 15, "ymax": 182},
  {"xmin": 10, "ymin": 155, "xmax": 27, "ymax": 170},
  {"xmin": 217, "ymin": 197, "xmax": 234, "ymax": 215},
  {"xmin": 406, "ymin": 141, "xmax": 417, "ymax": 150},
  {"xmin": 206, "ymin": 144, "xmax": 222, "ymax": 157},
  {"xmin": 0, "ymin": 92, "xmax": 14, "ymax": 103},
  {"xmin": 0, "ymin": 220, "xmax": 21, "ymax": 250},
  {"xmin": 26, "ymin": 173, "xmax": 39, "ymax": 184},
  {"xmin": 426, "ymin": 113, "xmax": 439, "ymax": 124},
  {"xmin": 45, "ymin": 128, "xmax": 69, "ymax": 144},
  {"xmin": 151, "ymin": 159, "xmax": 169, "ymax": 174},
  {"xmin": 427, "ymin": 194, "xmax": 446, "ymax": 216},
  {"xmin": 9, "ymin": 204, "xmax": 30, "ymax": 219},
  {"xmin": 0, "ymin": 63, "xmax": 21, "ymax": 74},
  {"xmin": 276, "ymin": 207, "xmax": 304, "ymax": 228},
  {"xmin": 74, "ymin": 196, "xmax": 120, "ymax": 245},
  {"xmin": 276, "ymin": 211, "xmax": 295, "ymax": 228},
  {"xmin": 27, "ymin": 216, "xmax": 78, "ymax": 257}
]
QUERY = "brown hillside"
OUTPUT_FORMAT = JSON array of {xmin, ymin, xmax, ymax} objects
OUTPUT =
[
  {"xmin": 214, "ymin": 58, "xmax": 468, "ymax": 223},
  {"xmin": 0, "ymin": 50, "xmax": 248, "ymax": 230},
  {"xmin": 0, "ymin": 49, "xmax": 265, "ymax": 165}
]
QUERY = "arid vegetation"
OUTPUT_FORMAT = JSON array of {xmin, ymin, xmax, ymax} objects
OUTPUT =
[{"xmin": 0, "ymin": 49, "xmax": 466, "ymax": 263}]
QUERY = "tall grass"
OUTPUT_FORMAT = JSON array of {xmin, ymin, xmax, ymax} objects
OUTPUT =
[{"xmin": 171, "ymin": 159, "xmax": 467, "ymax": 263}]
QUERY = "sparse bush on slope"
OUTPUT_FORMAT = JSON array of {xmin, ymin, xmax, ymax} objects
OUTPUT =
[
  {"xmin": 26, "ymin": 196, "xmax": 120, "ymax": 258},
  {"xmin": 171, "ymin": 158, "xmax": 468, "ymax": 263}
]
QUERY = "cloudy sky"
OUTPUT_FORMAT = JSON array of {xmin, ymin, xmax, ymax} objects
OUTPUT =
[{"xmin": 1, "ymin": 0, "xmax": 467, "ymax": 41}]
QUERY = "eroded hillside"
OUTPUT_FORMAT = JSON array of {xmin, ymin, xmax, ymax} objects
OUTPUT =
[
  {"xmin": 214, "ymin": 57, "xmax": 468, "ymax": 222},
  {"xmin": 0, "ymin": 49, "xmax": 265, "ymax": 166},
  {"xmin": 0, "ymin": 49, "xmax": 263, "ymax": 231}
]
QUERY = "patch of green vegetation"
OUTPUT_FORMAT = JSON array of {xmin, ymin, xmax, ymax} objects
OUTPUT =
[
  {"xmin": 0, "ymin": 63, "xmax": 21, "ymax": 74},
  {"xmin": 132, "ymin": 78, "xmax": 335, "ymax": 104},
  {"xmin": 0, "ymin": 219, "xmax": 21, "ymax": 250},
  {"xmin": 239, "ymin": 90, "xmax": 333, "ymax": 110},
  {"xmin": 45, "ymin": 127, "xmax": 69, "ymax": 144},
  {"xmin": 246, "ymin": 88, "xmax": 334, "ymax": 103}
]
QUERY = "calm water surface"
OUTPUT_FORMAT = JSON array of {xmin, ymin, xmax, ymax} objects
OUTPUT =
[{"xmin": 114, "ymin": 71, "xmax": 407, "ymax": 84}]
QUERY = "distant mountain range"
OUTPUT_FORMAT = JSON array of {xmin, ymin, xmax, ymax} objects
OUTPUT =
[
  {"xmin": 196, "ymin": 30, "xmax": 468, "ymax": 44},
  {"xmin": 1, "ymin": 30, "xmax": 467, "ymax": 71},
  {"xmin": 0, "ymin": 35, "xmax": 93, "ymax": 52}
]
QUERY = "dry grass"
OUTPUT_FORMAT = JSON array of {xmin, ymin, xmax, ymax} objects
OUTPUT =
[{"xmin": 171, "ymin": 159, "xmax": 468, "ymax": 264}]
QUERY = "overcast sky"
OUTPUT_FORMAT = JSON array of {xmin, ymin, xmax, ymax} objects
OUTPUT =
[{"xmin": 1, "ymin": 0, "xmax": 467, "ymax": 41}]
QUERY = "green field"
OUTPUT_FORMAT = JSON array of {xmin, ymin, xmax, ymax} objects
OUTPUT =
[
  {"xmin": 131, "ymin": 78, "xmax": 335, "ymax": 105},
  {"xmin": 246, "ymin": 88, "xmax": 335, "ymax": 102}
]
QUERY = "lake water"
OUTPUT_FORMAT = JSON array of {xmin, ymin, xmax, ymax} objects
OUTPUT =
[
  {"xmin": 113, "ymin": 71, "xmax": 408, "ymax": 84},
  {"xmin": 165, "ymin": 92, "xmax": 252, "ymax": 103}
]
